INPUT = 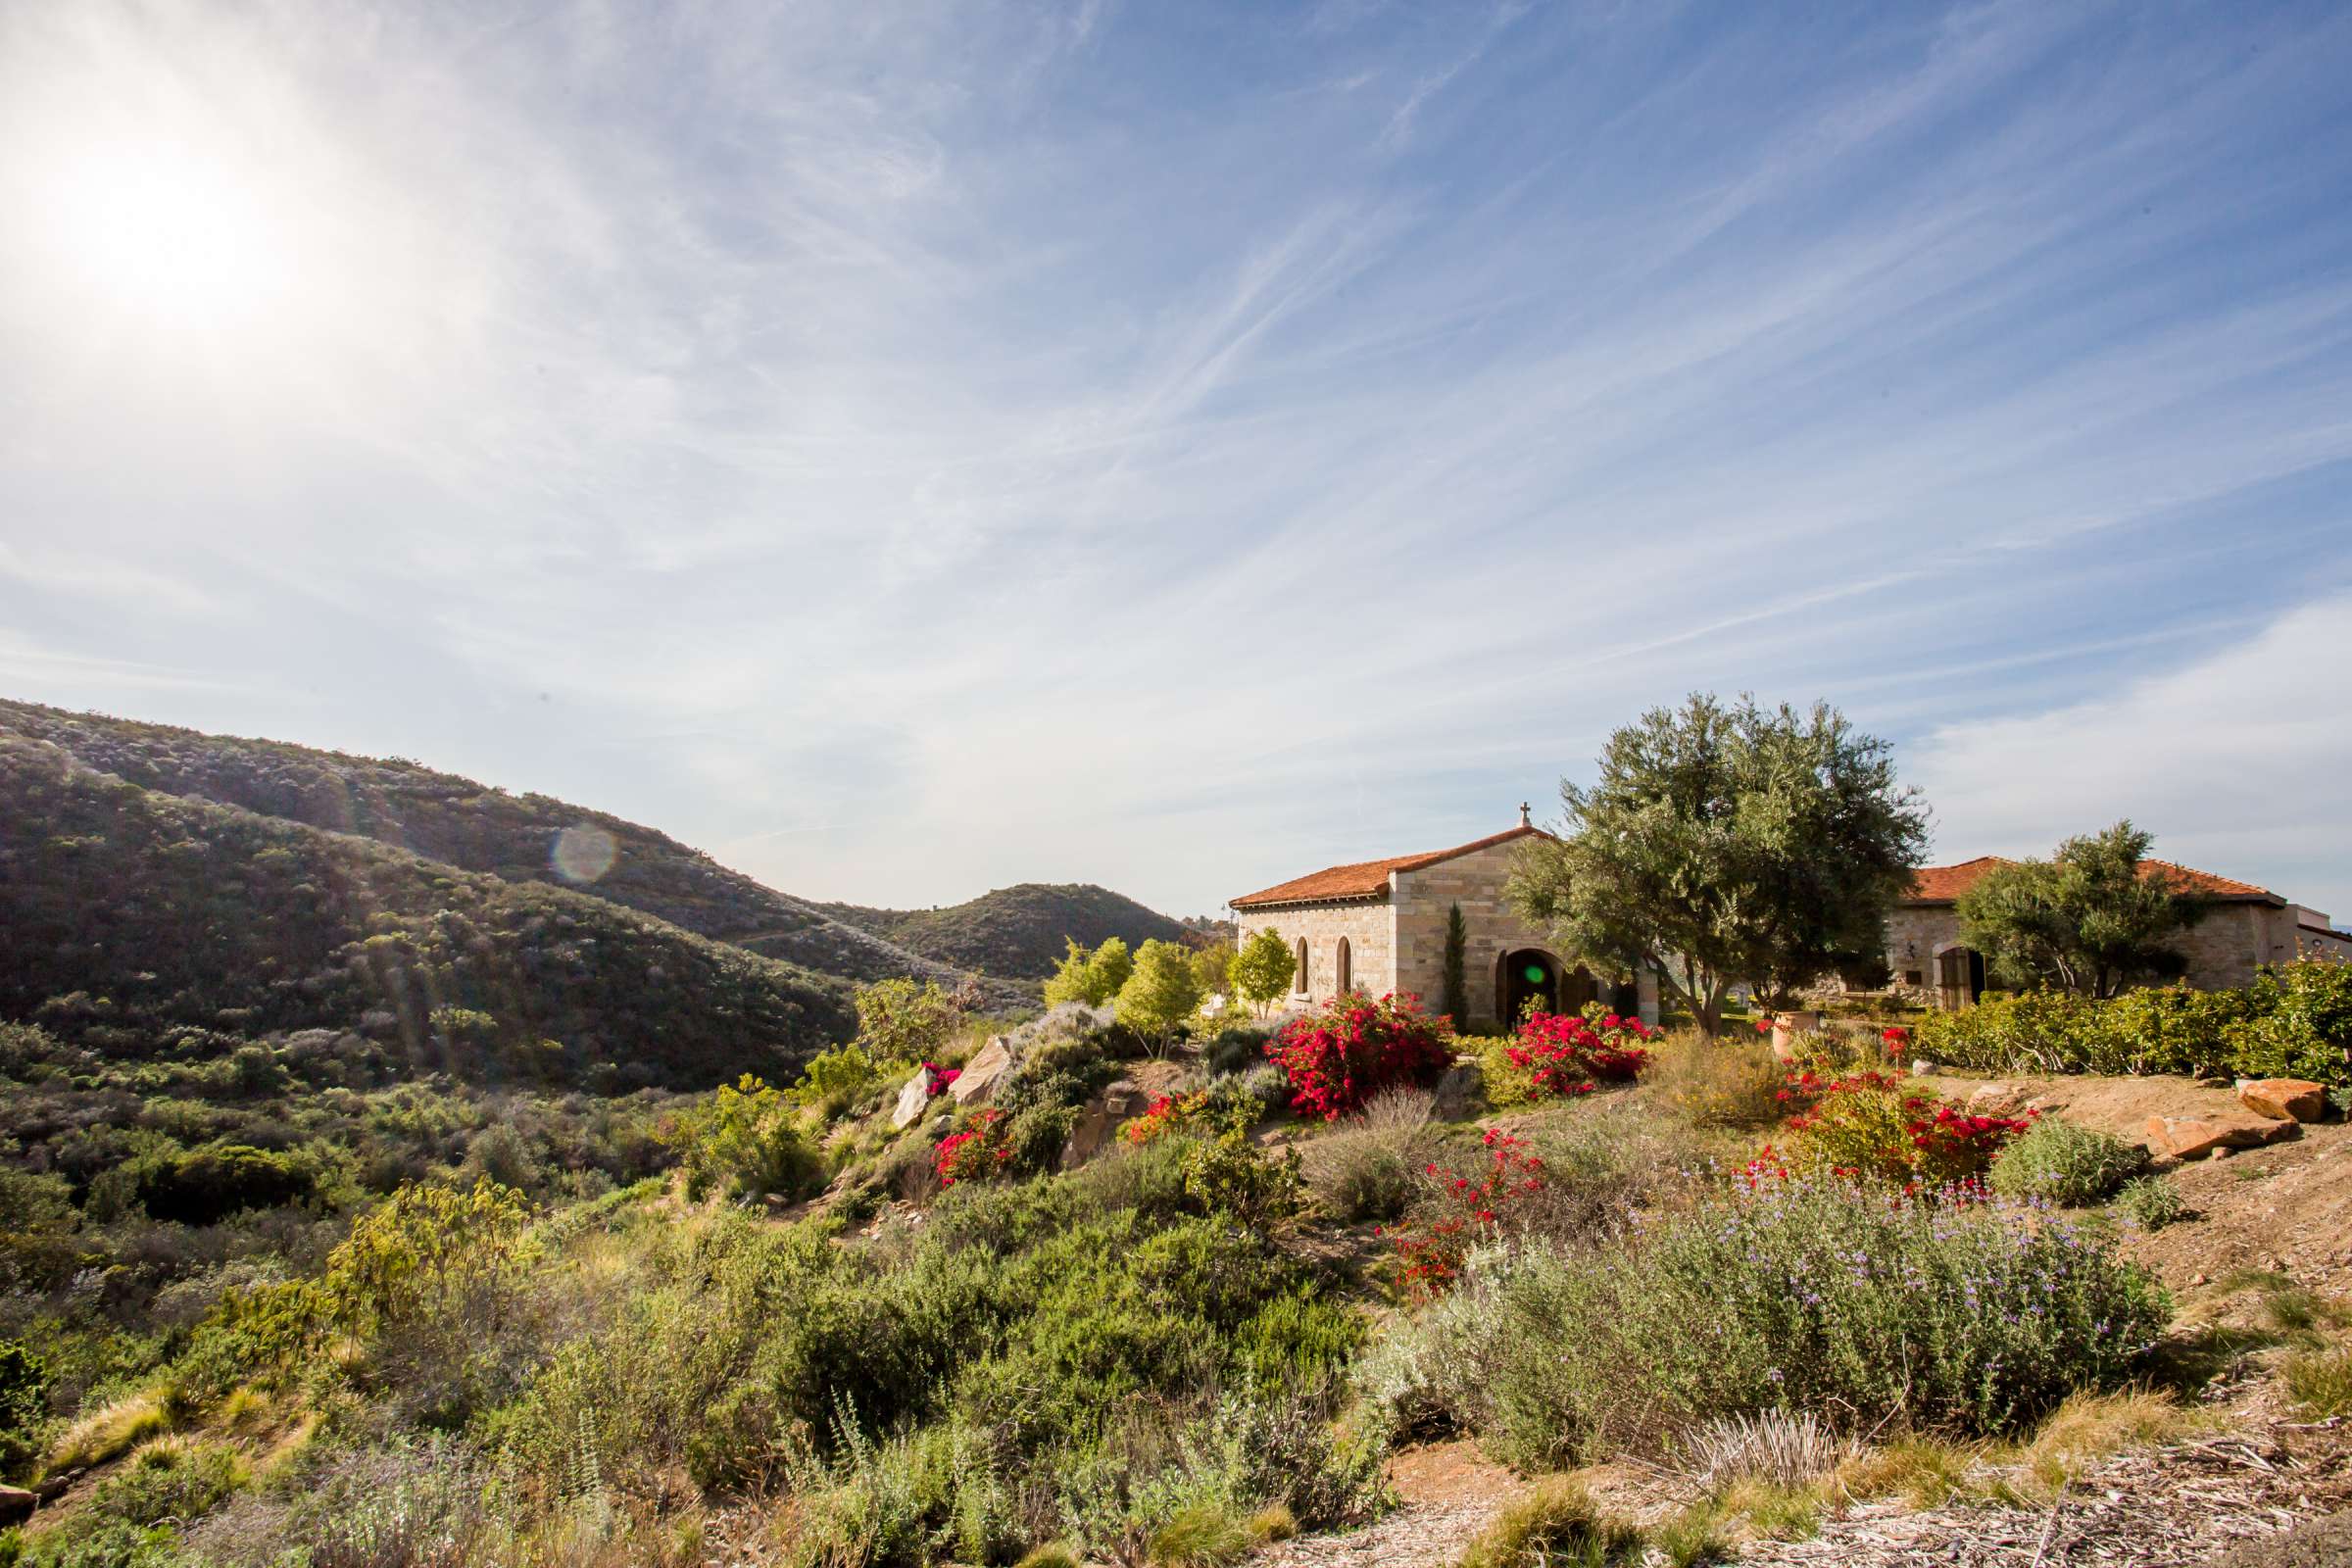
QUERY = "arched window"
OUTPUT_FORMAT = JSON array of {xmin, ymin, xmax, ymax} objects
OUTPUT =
[
  {"xmin": 1294, "ymin": 936, "xmax": 1310, "ymax": 994},
  {"xmin": 1336, "ymin": 936, "xmax": 1352, "ymax": 994}
]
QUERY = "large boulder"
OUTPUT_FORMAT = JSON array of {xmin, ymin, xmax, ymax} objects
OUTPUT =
[
  {"xmin": 0, "ymin": 1486, "xmax": 33, "ymax": 1527},
  {"xmin": 2238, "ymin": 1078, "xmax": 2328, "ymax": 1123},
  {"xmin": 1059, "ymin": 1079, "xmax": 1153, "ymax": 1170},
  {"xmin": 951, "ymin": 1037, "xmax": 1016, "ymax": 1106},
  {"xmin": 1432, "ymin": 1055, "xmax": 1485, "ymax": 1120},
  {"xmin": 2147, "ymin": 1112, "xmax": 2302, "ymax": 1161},
  {"xmin": 892, "ymin": 1065, "xmax": 939, "ymax": 1130}
]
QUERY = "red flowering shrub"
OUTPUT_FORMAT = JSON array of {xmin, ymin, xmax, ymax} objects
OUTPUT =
[
  {"xmin": 1879, "ymin": 1026, "xmax": 1911, "ymax": 1063},
  {"xmin": 1503, "ymin": 1010, "xmax": 1654, "ymax": 1100},
  {"xmin": 1380, "ymin": 1129, "xmax": 1544, "ymax": 1297},
  {"xmin": 1121, "ymin": 1090, "xmax": 1204, "ymax": 1146},
  {"xmin": 1264, "ymin": 992, "xmax": 1452, "ymax": 1121},
  {"xmin": 935, "ymin": 1108, "xmax": 1012, "ymax": 1186},
  {"xmin": 1775, "ymin": 1071, "xmax": 2032, "ymax": 1189},
  {"xmin": 922, "ymin": 1061, "xmax": 960, "ymax": 1096}
]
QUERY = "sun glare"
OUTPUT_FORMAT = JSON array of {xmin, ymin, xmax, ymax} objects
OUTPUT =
[{"xmin": 49, "ymin": 143, "xmax": 295, "ymax": 332}]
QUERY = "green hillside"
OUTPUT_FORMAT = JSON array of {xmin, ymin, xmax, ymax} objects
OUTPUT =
[
  {"xmin": 0, "ymin": 699, "xmax": 1012, "ymax": 1004},
  {"xmin": 818, "ymin": 881, "xmax": 1191, "ymax": 978},
  {"xmin": 0, "ymin": 732, "xmax": 854, "ymax": 1091}
]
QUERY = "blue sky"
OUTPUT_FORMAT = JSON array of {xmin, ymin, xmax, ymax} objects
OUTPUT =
[{"xmin": 3, "ymin": 0, "xmax": 2350, "ymax": 921}]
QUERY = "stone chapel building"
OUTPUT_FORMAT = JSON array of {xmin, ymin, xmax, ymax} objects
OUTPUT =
[
  {"xmin": 1886, "ymin": 856, "xmax": 2352, "ymax": 1009},
  {"xmin": 1229, "ymin": 809, "xmax": 1662, "ymax": 1029}
]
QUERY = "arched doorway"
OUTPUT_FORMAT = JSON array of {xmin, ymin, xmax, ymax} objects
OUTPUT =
[
  {"xmin": 1336, "ymin": 937, "xmax": 1352, "ymax": 995},
  {"xmin": 1497, "ymin": 949, "xmax": 1562, "ymax": 1025},
  {"xmin": 1935, "ymin": 946, "xmax": 1986, "ymax": 1009},
  {"xmin": 1294, "ymin": 937, "xmax": 1310, "ymax": 995}
]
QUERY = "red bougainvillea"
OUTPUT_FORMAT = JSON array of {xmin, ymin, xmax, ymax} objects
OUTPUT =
[
  {"xmin": 934, "ymin": 1108, "xmax": 1011, "ymax": 1186},
  {"xmin": 1503, "ymin": 1010, "xmax": 1654, "ymax": 1099},
  {"xmin": 1772, "ymin": 1067, "xmax": 2032, "ymax": 1189},
  {"xmin": 922, "ymin": 1062, "xmax": 960, "ymax": 1096},
  {"xmin": 1379, "ymin": 1128, "xmax": 1545, "ymax": 1297},
  {"xmin": 1263, "ymin": 992, "xmax": 1452, "ymax": 1121}
]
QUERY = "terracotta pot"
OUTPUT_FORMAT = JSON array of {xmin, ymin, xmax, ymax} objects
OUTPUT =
[{"xmin": 1768, "ymin": 1010, "xmax": 1823, "ymax": 1059}]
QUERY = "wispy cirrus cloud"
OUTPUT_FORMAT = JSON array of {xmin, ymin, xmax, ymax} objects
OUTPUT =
[{"xmin": 3, "ymin": 0, "xmax": 2350, "ymax": 915}]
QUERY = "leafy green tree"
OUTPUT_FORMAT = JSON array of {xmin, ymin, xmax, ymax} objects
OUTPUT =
[
  {"xmin": 1507, "ymin": 694, "xmax": 1930, "ymax": 1034},
  {"xmin": 1115, "ymin": 939, "xmax": 1203, "ymax": 1049},
  {"xmin": 1231, "ymin": 927, "xmax": 1298, "ymax": 1015},
  {"xmin": 1043, "ymin": 936, "xmax": 1134, "ymax": 1007},
  {"xmin": 853, "ymin": 976, "xmax": 965, "ymax": 1063},
  {"xmin": 1442, "ymin": 903, "xmax": 1469, "ymax": 1027},
  {"xmin": 1958, "ymin": 822, "xmax": 2207, "ymax": 998},
  {"xmin": 1189, "ymin": 937, "xmax": 1237, "ymax": 998}
]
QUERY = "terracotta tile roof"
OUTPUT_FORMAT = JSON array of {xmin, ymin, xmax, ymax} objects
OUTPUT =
[
  {"xmin": 1901, "ymin": 856, "xmax": 2280, "ymax": 905},
  {"xmin": 1231, "ymin": 824, "xmax": 1550, "ymax": 908}
]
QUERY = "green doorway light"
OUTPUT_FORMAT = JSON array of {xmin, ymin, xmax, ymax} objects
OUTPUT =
[{"xmin": 1523, "ymin": 963, "xmax": 1549, "ymax": 984}]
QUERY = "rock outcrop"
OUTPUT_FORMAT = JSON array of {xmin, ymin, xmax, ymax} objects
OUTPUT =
[
  {"xmin": 2237, "ymin": 1078, "xmax": 2328, "ymax": 1123},
  {"xmin": 1059, "ymin": 1079, "xmax": 1153, "ymax": 1169},
  {"xmin": 2146, "ymin": 1112, "xmax": 2301, "ymax": 1161},
  {"xmin": 892, "ymin": 1065, "xmax": 940, "ymax": 1130},
  {"xmin": 951, "ymin": 1037, "xmax": 1016, "ymax": 1105}
]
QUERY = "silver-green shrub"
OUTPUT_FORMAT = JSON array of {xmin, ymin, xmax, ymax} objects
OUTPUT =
[
  {"xmin": 1369, "ymin": 1176, "xmax": 2169, "ymax": 1470},
  {"xmin": 1987, "ymin": 1118, "xmax": 2152, "ymax": 1205}
]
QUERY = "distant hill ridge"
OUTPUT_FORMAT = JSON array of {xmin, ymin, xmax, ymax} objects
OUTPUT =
[
  {"xmin": 0, "ymin": 698, "xmax": 1025, "ymax": 1006},
  {"xmin": 820, "ymin": 882, "xmax": 1192, "ymax": 980},
  {"xmin": 0, "ymin": 729, "xmax": 855, "ymax": 1089}
]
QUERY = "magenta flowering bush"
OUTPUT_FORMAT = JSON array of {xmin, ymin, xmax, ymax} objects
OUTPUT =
[
  {"xmin": 1503, "ymin": 1009, "xmax": 1654, "ymax": 1099},
  {"xmin": 1265, "ymin": 992, "xmax": 1451, "ymax": 1121}
]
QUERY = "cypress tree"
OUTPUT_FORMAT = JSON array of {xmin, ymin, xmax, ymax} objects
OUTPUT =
[{"xmin": 1443, "ymin": 902, "xmax": 1469, "ymax": 1027}]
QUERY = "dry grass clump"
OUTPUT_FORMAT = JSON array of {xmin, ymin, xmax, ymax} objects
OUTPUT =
[
  {"xmin": 1456, "ymin": 1477, "xmax": 1645, "ymax": 1568},
  {"xmin": 1680, "ymin": 1409, "xmax": 1853, "ymax": 1490},
  {"xmin": 2285, "ymin": 1345, "xmax": 2352, "ymax": 1418},
  {"xmin": 1642, "ymin": 1029, "xmax": 1787, "ymax": 1130},
  {"xmin": 2006, "ymin": 1388, "xmax": 2209, "ymax": 1502},
  {"xmin": 1301, "ymin": 1088, "xmax": 1436, "ymax": 1223},
  {"xmin": 45, "ymin": 1385, "xmax": 171, "ymax": 1473}
]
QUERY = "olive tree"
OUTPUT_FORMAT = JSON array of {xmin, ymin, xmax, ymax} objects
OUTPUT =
[
  {"xmin": 1507, "ymin": 694, "xmax": 1930, "ymax": 1034},
  {"xmin": 1957, "ymin": 821, "xmax": 2205, "ymax": 998}
]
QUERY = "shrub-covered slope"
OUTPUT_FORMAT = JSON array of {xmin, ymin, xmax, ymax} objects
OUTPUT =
[
  {"xmin": 821, "ymin": 882, "xmax": 1191, "ymax": 979},
  {"xmin": 0, "ymin": 698, "xmax": 1000, "ymax": 1001},
  {"xmin": 0, "ymin": 733, "xmax": 855, "ymax": 1090}
]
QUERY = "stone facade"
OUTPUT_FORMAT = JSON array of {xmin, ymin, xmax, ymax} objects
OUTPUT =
[
  {"xmin": 1885, "ymin": 862, "xmax": 2346, "ymax": 1007},
  {"xmin": 1235, "ymin": 898, "xmax": 1394, "ymax": 1007},
  {"xmin": 1231, "ymin": 823, "xmax": 1660, "ymax": 1029}
]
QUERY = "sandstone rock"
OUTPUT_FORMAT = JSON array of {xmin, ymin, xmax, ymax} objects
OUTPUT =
[
  {"xmin": 0, "ymin": 1486, "xmax": 32, "ymax": 1527},
  {"xmin": 1432, "ymin": 1055, "xmax": 1485, "ymax": 1120},
  {"xmin": 1059, "ymin": 1079, "xmax": 1152, "ymax": 1170},
  {"xmin": 950, "ymin": 1037, "xmax": 1016, "ymax": 1105},
  {"xmin": 2238, "ymin": 1077, "xmax": 2328, "ymax": 1123},
  {"xmin": 2146, "ymin": 1112, "xmax": 2302, "ymax": 1160},
  {"xmin": 1909, "ymin": 1058, "xmax": 1936, "ymax": 1077},
  {"xmin": 892, "ymin": 1066, "xmax": 938, "ymax": 1130}
]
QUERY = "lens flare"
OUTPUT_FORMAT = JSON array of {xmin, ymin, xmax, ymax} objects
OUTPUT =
[{"xmin": 552, "ymin": 824, "xmax": 618, "ymax": 884}]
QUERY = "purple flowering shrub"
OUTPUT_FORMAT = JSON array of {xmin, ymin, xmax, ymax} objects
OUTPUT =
[{"xmin": 1379, "ymin": 1173, "xmax": 2169, "ymax": 1471}]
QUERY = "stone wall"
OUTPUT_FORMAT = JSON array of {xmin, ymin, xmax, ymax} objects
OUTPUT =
[
  {"xmin": 1883, "ymin": 900, "xmax": 2299, "ymax": 1002},
  {"xmin": 1392, "ymin": 840, "xmax": 1659, "ymax": 1028},
  {"xmin": 1229, "ymin": 900, "xmax": 1396, "ymax": 1004}
]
